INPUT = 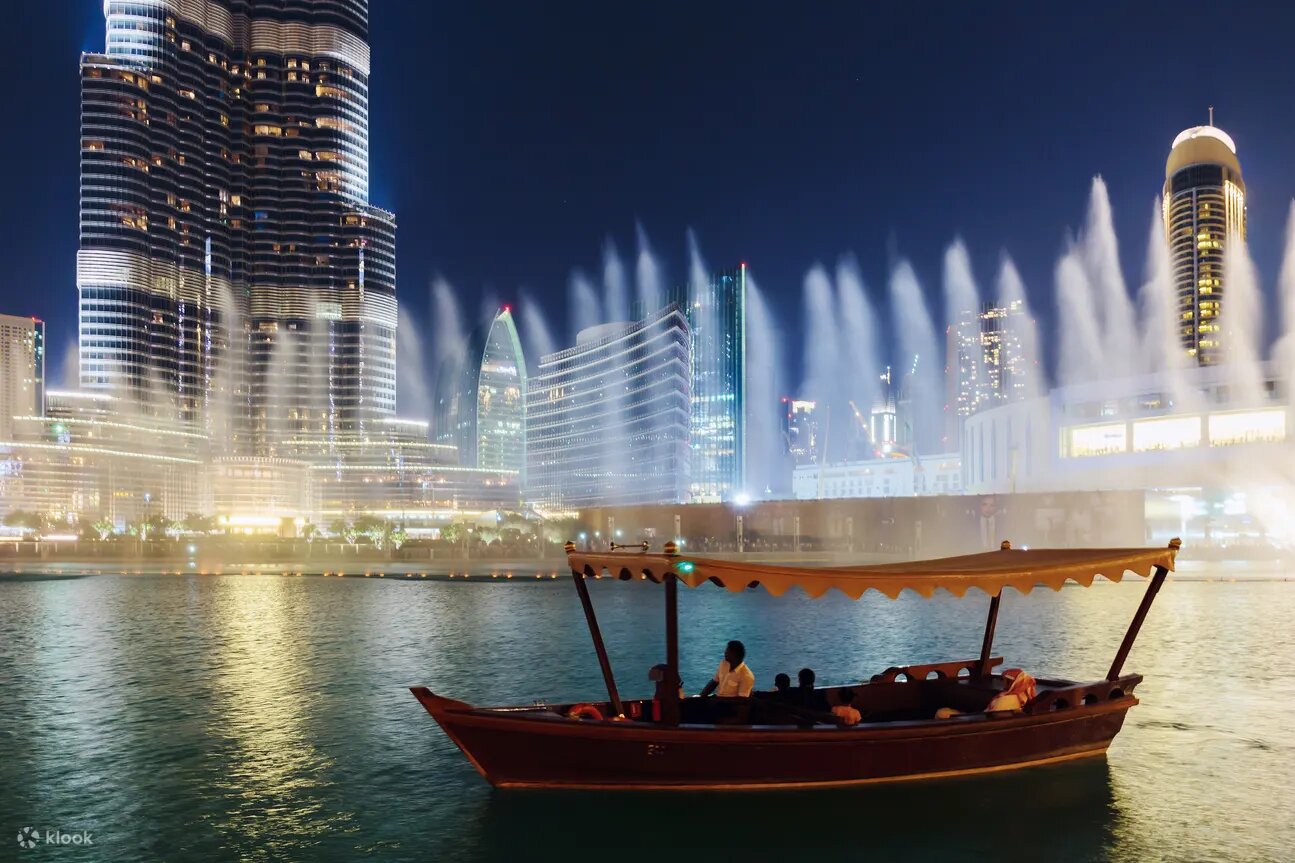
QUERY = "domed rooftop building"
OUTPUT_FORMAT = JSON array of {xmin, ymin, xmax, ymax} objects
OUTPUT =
[{"xmin": 1162, "ymin": 111, "xmax": 1246, "ymax": 366}]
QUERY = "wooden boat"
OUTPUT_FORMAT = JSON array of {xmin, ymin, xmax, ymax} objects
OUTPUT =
[{"xmin": 411, "ymin": 538, "xmax": 1180, "ymax": 790}]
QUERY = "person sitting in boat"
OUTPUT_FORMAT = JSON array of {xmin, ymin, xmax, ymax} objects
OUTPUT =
[
  {"xmin": 795, "ymin": 667, "xmax": 829, "ymax": 711},
  {"xmin": 700, "ymin": 640, "xmax": 755, "ymax": 698},
  {"xmin": 772, "ymin": 672, "xmax": 793, "ymax": 701},
  {"xmin": 935, "ymin": 668, "xmax": 1038, "ymax": 719},
  {"xmin": 831, "ymin": 688, "xmax": 863, "ymax": 726}
]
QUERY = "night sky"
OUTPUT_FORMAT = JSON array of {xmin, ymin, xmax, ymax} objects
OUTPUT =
[{"xmin": 6, "ymin": 2, "xmax": 1295, "ymax": 404}]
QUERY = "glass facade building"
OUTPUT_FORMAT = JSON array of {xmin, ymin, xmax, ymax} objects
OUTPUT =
[
  {"xmin": 434, "ymin": 309, "xmax": 527, "ymax": 479},
  {"xmin": 947, "ymin": 299, "xmax": 1034, "ymax": 430},
  {"xmin": 526, "ymin": 305, "xmax": 691, "ymax": 509},
  {"xmin": 0, "ymin": 315, "xmax": 45, "ymax": 442},
  {"xmin": 78, "ymin": 0, "xmax": 396, "ymax": 444},
  {"xmin": 686, "ymin": 265, "xmax": 747, "ymax": 501},
  {"xmin": 1162, "ymin": 120, "xmax": 1245, "ymax": 366}
]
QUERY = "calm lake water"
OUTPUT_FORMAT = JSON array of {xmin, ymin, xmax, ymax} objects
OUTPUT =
[{"xmin": 1, "ymin": 570, "xmax": 1292, "ymax": 861}]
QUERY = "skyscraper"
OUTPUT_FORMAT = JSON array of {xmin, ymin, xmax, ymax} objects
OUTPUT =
[
  {"xmin": 947, "ymin": 300, "xmax": 1034, "ymax": 430},
  {"xmin": 782, "ymin": 398, "xmax": 821, "ymax": 466},
  {"xmin": 1163, "ymin": 112, "xmax": 1245, "ymax": 365},
  {"xmin": 687, "ymin": 265, "xmax": 746, "ymax": 502},
  {"xmin": 78, "ymin": 1, "xmax": 396, "ymax": 440},
  {"xmin": 0, "ymin": 315, "xmax": 45, "ymax": 441},
  {"xmin": 526, "ymin": 305, "xmax": 691, "ymax": 509},
  {"xmin": 434, "ymin": 308, "xmax": 527, "ymax": 479}
]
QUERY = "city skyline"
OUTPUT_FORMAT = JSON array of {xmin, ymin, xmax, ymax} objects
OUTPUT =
[{"xmin": 8, "ymin": 4, "xmax": 1295, "ymax": 396}]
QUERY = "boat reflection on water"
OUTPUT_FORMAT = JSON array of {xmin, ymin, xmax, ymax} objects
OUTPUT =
[{"xmin": 469, "ymin": 758, "xmax": 1119, "ymax": 859}]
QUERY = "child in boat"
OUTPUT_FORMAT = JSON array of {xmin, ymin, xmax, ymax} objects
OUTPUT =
[
  {"xmin": 795, "ymin": 667, "xmax": 829, "ymax": 711},
  {"xmin": 772, "ymin": 673, "xmax": 793, "ymax": 700},
  {"xmin": 831, "ymin": 688, "xmax": 863, "ymax": 726}
]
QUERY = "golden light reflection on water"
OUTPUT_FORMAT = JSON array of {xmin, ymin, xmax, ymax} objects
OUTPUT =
[{"xmin": 205, "ymin": 576, "xmax": 356, "ymax": 853}]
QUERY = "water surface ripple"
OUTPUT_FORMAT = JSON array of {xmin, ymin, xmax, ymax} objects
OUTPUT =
[{"xmin": 1, "ymin": 573, "xmax": 1291, "ymax": 861}]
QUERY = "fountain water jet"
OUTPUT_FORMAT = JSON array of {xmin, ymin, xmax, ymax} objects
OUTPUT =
[
  {"xmin": 568, "ymin": 271, "xmax": 602, "ymax": 339},
  {"xmin": 743, "ymin": 272, "xmax": 783, "ymax": 496},
  {"xmin": 634, "ymin": 223, "xmax": 664, "ymax": 315},
  {"xmin": 1220, "ymin": 239, "xmax": 1266, "ymax": 408},
  {"xmin": 994, "ymin": 255, "xmax": 1042, "ymax": 400},
  {"xmin": 1081, "ymin": 178, "xmax": 1139, "ymax": 377},
  {"xmin": 601, "ymin": 239, "xmax": 629, "ymax": 323},
  {"xmin": 518, "ymin": 290, "xmax": 556, "ymax": 369},
  {"xmin": 397, "ymin": 304, "xmax": 432, "ymax": 423},
  {"xmin": 888, "ymin": 260, "xmax": 941, "ymax": 453}
]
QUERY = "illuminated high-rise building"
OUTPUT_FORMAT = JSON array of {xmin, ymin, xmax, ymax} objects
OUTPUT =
[
  {"xmin": 947, "ymin": 300, "xmax": 1034, "ymax": 432},
  {"xmin": 0, "ymin": 315, "xmax": 45, "ymax": 441},
  {"xmin": 78, "ymin": 1, "xmax": 396, "ymax": 442},
  {"xmin": 526, "ymin": 305, "xmax": 691, "ymax": 508},
  {"xmin": 434, "ymin": 309, "xmax": 527, "ymax": 479},
  {"xmin": 1163, "ymin": 111, "xmax": 1245, "ymax": 365},
  {"xmin": 782, "ymin": 398, "xmax": 821, "ymax": 466}
]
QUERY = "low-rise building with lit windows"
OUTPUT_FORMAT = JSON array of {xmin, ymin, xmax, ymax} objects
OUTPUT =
[
  {"xmin": 961, "ymin": 364, "xmax": 1288, "ymax": 496},
  {"xmin": 792, "ymin": 453, "xmax": 962, "ymax": 500}
]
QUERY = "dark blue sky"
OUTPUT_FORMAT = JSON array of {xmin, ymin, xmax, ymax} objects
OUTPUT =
[{"xmin": 6, "ymin": 2, "xmax": 1295, "ymax": 394}]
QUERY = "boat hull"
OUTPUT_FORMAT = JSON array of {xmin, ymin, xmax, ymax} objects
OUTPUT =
[{"xmin": 411, "ymin": 687, "xmax": 1135, "ymax": 790}]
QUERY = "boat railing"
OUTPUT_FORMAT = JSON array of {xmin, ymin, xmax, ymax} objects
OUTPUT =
[
  {"xmin": 869, "ymin": 656, "xmax": 1003, "ymax": 683},
  {"xmin": 1022, "ymin": 674, "xmax": 1142, "ymax": 715}
]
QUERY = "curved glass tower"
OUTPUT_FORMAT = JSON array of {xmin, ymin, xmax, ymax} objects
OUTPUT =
[
  {"xmin": 434, "ymin": 309, "xmax": 527, "ymax": 478},
  {"xmin": 79, "ymin": 0, "xmax": 396, "ymax": 446},
  {"xmin": 527, "ymin": 305, "xmax": 691, "ymax": 508},
  {"xmin": 1162, "ymin": 118, "xmax": 1245, "ymax": 365}
]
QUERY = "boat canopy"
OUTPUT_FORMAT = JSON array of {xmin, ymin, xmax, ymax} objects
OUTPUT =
[{"xmin": 565, "ymin": 545, "xmax": 1179, "ymax": 600}]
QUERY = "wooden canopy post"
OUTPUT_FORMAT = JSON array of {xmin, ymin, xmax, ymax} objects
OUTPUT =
[
  {"xmin": 976, "ymin": 539, "xmax": 1012, "ymax": 678},
  {"xmin": 662, "ymin": 572, "xmax": 681, "ymax": 725},
  {"xmin": 566, "ymin": 543, "xmax": 624, "ymax": 717},
  {"xmin": 1107, "ymin": 538, "xmax": 1180, "ymax": 681},
  {"xmin": 977, "ymin": 591, "xmax": 1002, "ymax": 678}
]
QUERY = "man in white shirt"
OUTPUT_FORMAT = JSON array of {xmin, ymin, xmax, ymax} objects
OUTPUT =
[{"xmin": 700, "ymin": 640, "xmax": 755, "ymax": 698}]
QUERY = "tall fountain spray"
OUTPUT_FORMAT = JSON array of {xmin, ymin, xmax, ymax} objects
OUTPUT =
[
  {"xmin": 1275, "ymin": 202, "xmax": 1295, "ymax": 381},
  {"xmin": 942, "ymin": 238, "xmax": 980, "ymax": 325},
  {"xmin": 397, "ymin": 304, "xmax": 432, "ymax": 423},
  {"xmin": 568, "ymin": 271, "xmax": 603, "ymax": 340},
  {"xmin": 801, "ymin": 265, "xmax": 841, "ymax": 407},
  {"xmin": 743, "ymin": 272, "xmax": 783, "ymax": 495},
  {"xmin": 602, "ymin": 239, "xmax": 630, "ymax": 323},
  {"xmin": 1082, "ymin": 178, "xmax": 1139, "ymax": 377},
  {"xmin": 888, "ymin": 260, "xmax": 940, "ymax": 454},
  {"xmin": 518, "ymin": 290, "xmax": 557, "ymax": 367},
  {"xmin": 1220, "ymin": 239, "xmax": 1266, "ymax": 408},
  {"xmin": 994, "ymin": 255, "xmax": 1041, "ymax": 399},
  {"xmin": 635, "ymin": 223, "xmax": 664, "ymax": 315},
  {"xmin": 836, "ymin": 259, "xmax": 881, "ymax": 423}
]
